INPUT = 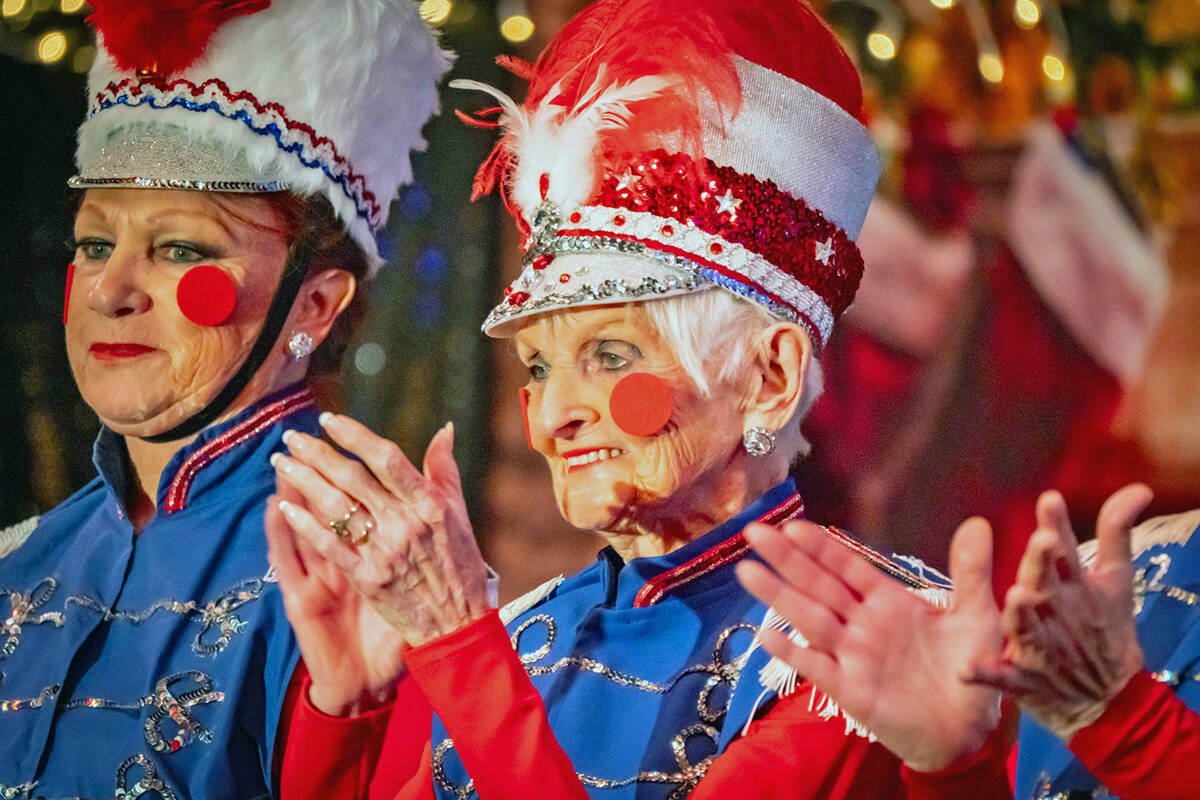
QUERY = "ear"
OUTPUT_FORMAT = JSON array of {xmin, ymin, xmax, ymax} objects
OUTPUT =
[
  {"xmin": 286, "ymin": 268, "xmax": 357, "ymax": 346},
  {"xmin": 742, "ymin": 322, "xmax": 812, "ymax": 432}
]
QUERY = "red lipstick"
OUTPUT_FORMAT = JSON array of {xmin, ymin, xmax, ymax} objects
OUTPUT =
[{"xmin": 90, "ymin": 342, "xmax": 157, "ymax": 361}]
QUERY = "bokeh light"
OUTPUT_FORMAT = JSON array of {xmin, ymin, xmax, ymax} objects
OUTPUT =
[
  {"xmin": 867, "ymin": 32, "xmax": 897, "ymax": 61},
  {"xmin": 37, "ymin": 31, "xmax": 67, "ymax": 64},
  {"xmin": 979, "ymin": 52, "xmax": 1004, "ymax": 84},
  {"xmin": 1042, "ymin": 53, "xmax": 1066, "ymax": 82},
  {"xmin": 1014, "ymin": 0, "xmax": 1041, "ymax": 29},
  {"xmin": 419, "ymin": 0, "xmax": 451, "ymax": 25},
  {"xmin": 1, "ymin": 0, "xmax": 26, "ymax": 18},
  {"xmin": 500, "ymin": 14, "xmax": 534, "ymax": 43},
  {"xmin": 60, "ymin": 0, "xmax": 85, "ymax": 13}
]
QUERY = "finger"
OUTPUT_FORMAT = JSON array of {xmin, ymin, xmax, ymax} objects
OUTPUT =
[
  {"xmin": 777, "ymin": 521, "xmax": 893, "ymax": 602},
  {"xmin": 743, "ymin": 523, "xmax": 860, "ymax": 611},
  {"xmin": 1014, "ymin": 529, "xmax": 1062, "ymax": 593},
  {"xmin": 273, "ymin": 452, "xmax": 364, "ymax": 536},
  {"xmin": 1094, "ymin": 483, "xmax": 1153, "ymax": 575},
  {"xmin": 423, "ymin": 423, "xmax": 463, "ymax": 499},
  {"xmin": 948, "ymin": 517, "xmax": 997, "ymax": 615},
  {"xmin": 277, "ymin": 497, "xmax": 362, "ymax": 577},
  {"xmin": 736, "ymin": 560, "xmax": 848, "ymax": 654},
  {"xmin": 265, "ymin": 494, "xmax": 308, "ymax": 584},
  {"xmin": 318, "ymin": 413, "xmax": 432, "ymax": 510},
  {"xmin": 281, "ymin": 431, "xmax": 392, "ymax": 517},
  {"xmin": 757, "ymin": 625, "xmax": 844, "ymax": 697},
  {"xmin": 1035, "ymin": 491, "xmax": 1084, "ymax": 583}
]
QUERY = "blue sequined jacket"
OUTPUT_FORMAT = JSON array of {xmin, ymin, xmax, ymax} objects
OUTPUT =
[{"xmin": 0, "ymin": 385, "xmax": 313, "ymax": 800}]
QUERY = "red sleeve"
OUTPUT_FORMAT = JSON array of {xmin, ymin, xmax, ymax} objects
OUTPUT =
[
  {"xmin": 1067, "ymin": 669, "xmax": 1200, "ymax": 800},
  {"xmin": 690, "ymin": 684, "xmax": 905, "ymax": 799},
  {"xmin": 900, "ymin": 728, "xmax": 1011, "ymax": 800},
  {"xmin": 277, "ymin": 661, "xmax": 433, "ymax": 800},
  {"xmin": 402, "ymin": 610, "xmax": 589, "ymax": 800}
]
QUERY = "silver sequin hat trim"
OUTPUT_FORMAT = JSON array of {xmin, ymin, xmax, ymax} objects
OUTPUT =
[{"xmin": 69, "ymin": 122, "xmax": 289, "ymax": 193}]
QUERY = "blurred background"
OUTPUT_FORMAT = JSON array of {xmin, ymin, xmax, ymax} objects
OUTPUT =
[{"xmin": 2, "ymin": 0, "xmax": 1198, "ymax": 602}]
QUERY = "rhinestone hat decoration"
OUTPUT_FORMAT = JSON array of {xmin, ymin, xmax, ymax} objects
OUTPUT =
[
  {"xmin": 457, "ymin": 0, "xmax": 879, "ymax": 343},
  {"xmin": 72, "ymin": 0, "xmax": 451, "ymax": 272}
]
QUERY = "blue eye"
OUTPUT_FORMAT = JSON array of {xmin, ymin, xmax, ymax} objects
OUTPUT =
[{"xmin": 529, "ymin": 361, "xmax": 549, "ymax": 381}]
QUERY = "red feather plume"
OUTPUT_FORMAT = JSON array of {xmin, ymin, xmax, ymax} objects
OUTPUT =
[{"xmin": 88, "ymin": 0, "xmax": 270, "ymax": 77}]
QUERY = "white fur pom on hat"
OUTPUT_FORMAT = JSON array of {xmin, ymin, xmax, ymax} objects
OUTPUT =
[{"xmin": 70, "ymin": 0, "xmax": 453, "ymax": 273}]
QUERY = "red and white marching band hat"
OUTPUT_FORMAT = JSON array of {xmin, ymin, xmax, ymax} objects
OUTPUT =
[
  {"xmin": 457, "ymin": 0, "xmax": 879, "ymax": 347},
  {"xmin": 69, "ymin": 0, "xmax": 451, "ymax": 272}
]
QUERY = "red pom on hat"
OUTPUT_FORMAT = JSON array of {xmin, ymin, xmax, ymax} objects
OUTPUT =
[{"xmin": 88, "ymin": 0, "xmax": 269, "ymax": 76}]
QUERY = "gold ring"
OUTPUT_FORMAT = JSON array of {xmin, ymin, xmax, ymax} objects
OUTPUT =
[
  {"xmin": 351, "ymin": 516, "xmax": 374, "ymax": 545},
  {"xmin": 328, "ymin": 503, "xmax": 359, "ymax": 538}
]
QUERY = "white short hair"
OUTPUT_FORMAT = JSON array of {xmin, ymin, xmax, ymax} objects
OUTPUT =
[{"xmin": 636, "ymin": 288, "xmax": 824, "ymax": 459}]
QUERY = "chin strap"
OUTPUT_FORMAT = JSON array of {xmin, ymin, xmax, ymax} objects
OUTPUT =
[{"xmin": 141, "ymin": 230, "xmax": 319, "ymax": 444}]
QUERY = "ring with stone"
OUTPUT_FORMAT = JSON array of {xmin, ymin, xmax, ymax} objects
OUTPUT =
[{"xmin": 328, "ymin": 503, "xmax": 360, "ymax": 538}]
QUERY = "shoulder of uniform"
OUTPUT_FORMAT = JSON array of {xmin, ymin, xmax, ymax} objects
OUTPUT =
[
  {"xmin": 0, "ymin": 516, "xmax": 40, "ymax": 560},
  {"xmin": 823, "ymin": 525, "xmax": 953, "ymax": 607},
  {"xmin": 1131, "ymin": 509, "xmax": 1200, "ymax": 556},
  {"xmin": 499, "ymin": 574, "xmax": 565, "ymax": 625}
]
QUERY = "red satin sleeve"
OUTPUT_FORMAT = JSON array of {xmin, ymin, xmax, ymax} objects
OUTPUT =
[
  {"xmin": 1068, "ymin": 668, "xmax": 1200, "ymax": 799},
  {"xmin": 691, "ymin": 684, "xmax": 904, "ymax": 798},
  {"xmin": 899, "ymin": 727, "xmax": 1012, "ymax": 800},
  {"xmin": 277, "ymin": 661, "xmax": 433, "ymax": 800},
  {"xmin": 402, "ymin": 610, "xmax": 589, "ymax": 800}
]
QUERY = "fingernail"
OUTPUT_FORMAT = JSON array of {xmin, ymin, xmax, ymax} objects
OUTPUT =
[
  {"xmin": 278, "ymin": 499, "xmax": 297, "ymax": 517},
  {"xmin": 269, "ymin": 452, "xmax": 281, "ymax": 468},
  {"xmin": 271, "ymin": 452, "xmax": 292, "ymax": 473},
  {"xmin": 282, "ymin": 429, "xmax": 298, "ymax": 447},
  {"xmin": 319, "ymin": 412, "xmax": 335, "ymax": 428}
]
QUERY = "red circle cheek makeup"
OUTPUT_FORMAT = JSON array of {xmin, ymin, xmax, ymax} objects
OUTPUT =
[
  {"xmin": 609, "ymin": 372, "xmax": 674, "ymax": 437},
  {"xmin": 176, "ymin": 265, "xmax": 237, "ymax": 326}
]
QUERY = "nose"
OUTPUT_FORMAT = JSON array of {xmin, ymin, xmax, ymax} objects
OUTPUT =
[
  {"xmin": 87, "ymin": 247, "xmax": 152, "ymax": 318},
  {"xmin": 531, "ymin": 370, "xmax": 600, "ymax": 442}
]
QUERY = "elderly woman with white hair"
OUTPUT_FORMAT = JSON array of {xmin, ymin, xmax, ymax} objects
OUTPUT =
[{"xmin": 266, "ymin": 1, "xmax": 969, "ymax": 798}]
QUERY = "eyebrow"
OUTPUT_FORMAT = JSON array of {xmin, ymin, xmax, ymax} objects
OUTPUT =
[{"xmin": 76, "ymin": 203, "xmax": 237, "ymax": 239}]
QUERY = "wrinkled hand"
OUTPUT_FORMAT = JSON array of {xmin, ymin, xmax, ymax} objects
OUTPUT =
[
  {"xmin": 736, "ymin": 518, "xmax": 1002, "ymax": 772},
  {"xmin": 272, "ymin": 415, "xmax": 490, "ymax": 648},
  {"xmin": 266, "ymin": 479, "xmax": 408, "ymax": 716},
  {"xmin": 966, "ymin": 485, "xmax": 1152, "ymax": 740}
]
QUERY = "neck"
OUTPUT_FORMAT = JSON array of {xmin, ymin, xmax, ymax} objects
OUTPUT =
[
  {"xmin": 601, "ymin": 457, "xmax": 787, "ymax": 562},
  {"xmin": 115, "ymin": 365, "xmax": 307, "ymax": 532}
]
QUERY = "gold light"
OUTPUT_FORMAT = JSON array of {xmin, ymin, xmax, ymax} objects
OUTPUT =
[
  {"xmin": 1, "ymin": 0, "xmax": 26, "ymax": 18},
  {"xmin": 867, "ymin": 32, "xmax": 897, "ymax": 61},
  {"xmin": 1042, "ymin": 53, "xmax": 1065, "ymax": 81},
  {"xmin": 37, "ymin": 30, "xmax": 67, "ymax": 64},
  {"xmin": 979, "ymin": 52, "xmax": 1004, "ymax": 84},
  {"xmin": 72, "ymin": 43, "xmax": 94, "ymax": 73},
  {"xmin": 418, "ymin": 0, "xmax": 451, "ymax": 24},
  {"xmin": 930, "ymin": 0, "xmax": 953, "ymax": 8},
  {"xmin": 500, "ymin": 14, "xmax": 534, "ymax": 43},
  {"xmin": 61, "ymin": 0, "xmax": 85, "ymax": 12},
  {"xmin": 1014, "ymin": 0, "xmax": 1040, "ymax": 29}
]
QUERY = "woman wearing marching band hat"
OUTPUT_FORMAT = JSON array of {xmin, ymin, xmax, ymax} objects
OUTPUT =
[
  {"xmin": 0, "ymin": 1, "xmax": 447, "ymax": 796},
  {"xmin": 271, "ymin": 1, "xmax": 969, "ymax": 797}
]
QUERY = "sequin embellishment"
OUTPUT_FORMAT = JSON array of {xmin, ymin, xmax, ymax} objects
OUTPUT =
[
  {"xmin": 115, "ymin": 753, "xmax": 179, "ymax": 800},
  {"xmin": 1133, "ymin": 553, "xmax": 1200, "ymax": 615},
  {"xmin": 67, "ymin": 578, "xmax": 264, "ymax": 656},
  {"xmin": 2, "ymin": 578, "xmax": 65, "ymax": 658}
]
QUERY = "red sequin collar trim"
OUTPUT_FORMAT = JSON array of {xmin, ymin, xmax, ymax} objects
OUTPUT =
[
  {"xmin": 633, "ymin": 492, "xmax": 806, "ymax": 608},
  {"xmin": 164, "ymin": 387, "xmax": 315, "ymax": 514}
]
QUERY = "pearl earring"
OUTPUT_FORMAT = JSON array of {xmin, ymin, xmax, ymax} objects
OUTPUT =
[{"xmin": 286, "ymin": 331, "xmax": 313, "ymax": 361}]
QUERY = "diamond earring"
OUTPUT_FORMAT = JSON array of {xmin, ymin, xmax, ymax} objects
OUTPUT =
[
  {"xmin": 742, "ymin": 426, "xmax": 776, "ymax": 457},
  {"xmin": 286, "ymin": 331, "xmax": 313, "ymax": 361}
]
